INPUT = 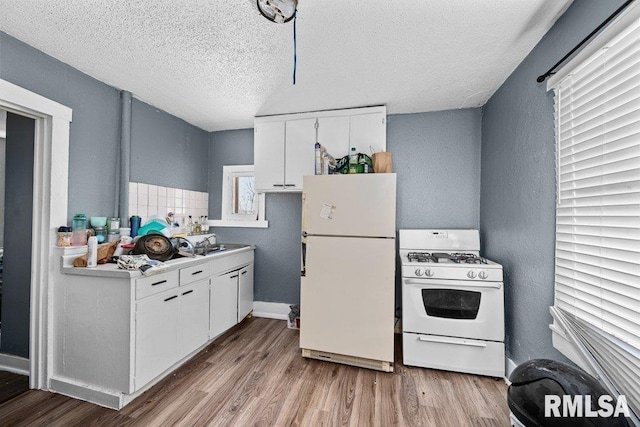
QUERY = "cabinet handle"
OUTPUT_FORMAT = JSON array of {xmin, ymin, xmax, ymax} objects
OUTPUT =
[
  {"xmin": 230, "ymin": 275, "xmax": 239, "ymax": 279},
  {"xmin": 164, "ymin": 295, "xmax": 178, "ymax": 302},
  {"xmin": 192, "ymin": 270, "xmax": 203, "ymax": 276},
  {"xmin": 241, "ymin": 271, "xmax": 247, "ymax": 275},
  {"xmin": 182, "ymin": 290, "xmax": 194, "ymax": 296},
  {"xmin": 272, "ymin": 184, "xmax": 284, "ymax": 187},
  {"xmin": 284, "ymin": 184, "xmax": 296, "ymax": 187},
  {"xmin": 151, "ymin": 280, "xmax": 167, "ymax": 286}
]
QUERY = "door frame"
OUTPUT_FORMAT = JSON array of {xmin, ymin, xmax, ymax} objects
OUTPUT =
[{"xmin": 0, "ymin": 78, "xmax": 72, "ymax": 389}]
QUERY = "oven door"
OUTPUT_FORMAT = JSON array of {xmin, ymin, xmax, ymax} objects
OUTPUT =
[{"xmin": 402, "ymin": 277, "xmax": 504, "ymax": 342}]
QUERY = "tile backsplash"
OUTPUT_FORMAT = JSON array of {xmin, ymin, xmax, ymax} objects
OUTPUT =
[{"xmin": 129, "ymin": 182, "xmax": 209, "ymax": 224}]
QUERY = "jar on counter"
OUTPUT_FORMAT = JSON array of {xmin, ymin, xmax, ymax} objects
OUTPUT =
[
  {"xmin": 57, "ymin": 226, "xmax": 72, "ymax": 247},
  {"xmin": 71, "ymin": 214, "xmax": 87, "ymax": 246},
  {"xmin": 107, "ymin": 217, "xmax": 121, "ymax": 234},
  {"xmin": 94, "ymin": 227, "xmax": 108, "ymax": 244}
]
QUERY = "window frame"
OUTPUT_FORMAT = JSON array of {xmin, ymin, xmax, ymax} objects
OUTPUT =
[
  {"xmin": 209, "ymin": 165, "xmax": 268, "ymax": 228},
  {"xmin": 548, "ymin": 3, "xmax": 640, "ymax": 418}
]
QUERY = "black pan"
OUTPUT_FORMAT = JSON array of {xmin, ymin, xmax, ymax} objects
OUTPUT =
[{"xmin": 132, "ymin": 234, "xmax": 174, "ymax": 261}]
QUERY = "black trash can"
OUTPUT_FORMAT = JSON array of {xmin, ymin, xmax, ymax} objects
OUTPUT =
[{"xmin": 507, "ymin": 359, "xmax": 630, "ymax": 426}]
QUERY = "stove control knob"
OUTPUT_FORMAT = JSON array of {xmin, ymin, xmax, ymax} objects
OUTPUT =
[
  {"xmin": 415, "ymin": 268, "xmax": 423, "ymax": 277},
  {"xmin": 425, "ymin": 269, "xmax": 434, "ymax": 277},
  {"xmin": 478, "ymin": 271, "xmax": 488, "ymax": 280},
  {"xmin": 467, "ymin": 270, "xmax": 477, "ymax": 279}
]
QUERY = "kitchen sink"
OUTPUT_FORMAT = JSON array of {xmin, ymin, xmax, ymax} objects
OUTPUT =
[
  {"xmin": 194, "ymin": 243, "xmax": 250, "ymax": 256},
  {"xmin": 168, "ymin": 243, "xmax": 250, "ymax": 260}
]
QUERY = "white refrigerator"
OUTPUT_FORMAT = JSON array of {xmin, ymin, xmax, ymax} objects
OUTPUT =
[{"xmin": 300, "ymin": 173, "xmax": 396, "ymax": 372}]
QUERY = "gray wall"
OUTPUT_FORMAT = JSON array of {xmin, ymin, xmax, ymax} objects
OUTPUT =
[
  {"xmin": 0, "ymin": 31, "xmax": 210, "ymax": 357},
  {"xmin": 1, "ymin": 113, "xmax": 35, "ymax": 357},
  {"xmin": 209, "ymin": 109, "xmax": 482, "ymax": 305},
  {"xmin": 480, "ymin": 0, "xmax": 627, "ymax": 366},
  {"xmin": 208, "ymin": 129, "xmax": 303, "ymax": 304},
  {"xmin": 131, "ymin": 99, "xmax": 210, "ymax": 191},
  {"xmin": 388, "ymin": 110, "xmax": 481, "ymax": 230},
  {"xmin": 0, "ymin": 32, "xmax": 121, "ymax": 222}
]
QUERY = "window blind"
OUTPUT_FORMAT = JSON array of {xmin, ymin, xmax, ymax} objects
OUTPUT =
[{"xmin": 552, "ymin": 12, "xmax": 640, "ymax": 415}]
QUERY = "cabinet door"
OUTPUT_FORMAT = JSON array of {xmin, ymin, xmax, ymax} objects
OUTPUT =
[
  {"xmin": 349, "ymin": 112, "xmax": 386, "ymax": 155},
  {"xmin": 238, "ymin": 264, "xmax": 254, "ymax": 323},
  {"xmin": 135, "ymin": 290, "xmax": 179, "ymax": 390},
  {"xmin": 177, "ymin": 279, "xmax": 210, "ymax": 360},
  {"xmin": 284, "ymin": 118, "xmax": 316, "ymax": 190},
  {"xmin": 317, "ymin": 116, "xmax": 350, "ymax": 159},
  {"xmin": 210, "ymin": 271, "xmax": 239, "ymax": 339},
  {"xmin": 254, "ymin": 120, "xmax": 285, "ymax": 192}
]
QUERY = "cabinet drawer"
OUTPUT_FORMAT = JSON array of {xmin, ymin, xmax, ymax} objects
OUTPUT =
[
  {"xmin": 180, "ymin": 263, "xmax": 210, "ymax": 286},
  {"xmin": 136, "ymin": 270, "xmax": 179, "ymax": 300}
]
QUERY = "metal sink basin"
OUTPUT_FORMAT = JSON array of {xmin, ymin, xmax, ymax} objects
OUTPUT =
[{"xmin": 194, "ymin": 243, "xmax": 249, "ymax": 256}]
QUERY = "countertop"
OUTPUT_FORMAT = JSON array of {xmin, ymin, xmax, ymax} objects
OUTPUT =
[{"xmin": 61, "ymin": 244, "xmax": 255, "ymax": 279}]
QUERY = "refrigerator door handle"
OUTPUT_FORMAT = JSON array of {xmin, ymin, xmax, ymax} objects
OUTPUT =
[{"xmin": 301, "ymin": 240, "xmax": 306, "ymax": 277}]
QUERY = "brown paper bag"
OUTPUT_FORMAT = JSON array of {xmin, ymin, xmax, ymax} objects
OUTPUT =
[
  {"xmin": 372, "ymin": 152, "xmax": 393, "ymax": 173},
  {"xmin": 73, "ymin": 241, "xmax": 118, "ymax": 267}
]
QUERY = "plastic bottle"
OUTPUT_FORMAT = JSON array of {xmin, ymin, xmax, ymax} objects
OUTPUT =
[
  {"xmin": 349, "ymin": 147, "xmax": 358, "ymax": 174},
  {"xmin": 187, "ymin": 215, "xmax": 194, "ymax": 235},
  {"xmin": 130, "ymin": 215, "xmax": 141, "ymax": 238},
  {"xmin": 87, "ymin": 236, "xmax": 98, "ymax": 268},
  {"xmin": 71, "ymin": 213, "xmax": 88, "ymax": 246},
  {"xmin": 349, "ymin": 147, "xmax": 358, "ymax": 164}
]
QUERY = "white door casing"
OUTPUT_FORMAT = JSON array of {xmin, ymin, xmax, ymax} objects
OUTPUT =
[{"xmin": 0, "ymin": 78, "xmax": 72, "ymax": 389}]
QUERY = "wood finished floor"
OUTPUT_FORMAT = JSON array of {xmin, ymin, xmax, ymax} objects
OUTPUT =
[{"xmin": 0, "ymin": 318, "xmax": 510, "ymax": 426}]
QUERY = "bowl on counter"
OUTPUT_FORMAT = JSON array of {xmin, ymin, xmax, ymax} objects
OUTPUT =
[{"xmin": 90, "ymin": 217, "xmax": 107, "ymax": 228}]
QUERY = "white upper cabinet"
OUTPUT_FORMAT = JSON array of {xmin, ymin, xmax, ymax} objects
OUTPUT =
[
  {"xmin": 317, "ymin": 116, "xmax": 350, "ymax": 159},
  {"xmin": 254, "ymin": 106, "xmax": 386, "ymax": 193},
  {"xmin": 349, "ymin": 112, "xmax": 386, "ymax": 156},
  {"xmin": 254, "ymin": 121, "xmax": 285, "ymax": 191},
  {"xmin": 285, "ymin": 118, "xmax": 316, "ymax": 190}
]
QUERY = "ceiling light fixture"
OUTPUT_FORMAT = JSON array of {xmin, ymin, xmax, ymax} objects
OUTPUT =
[
  {"xmin": 257, "ymin": 0, "xmax": 297, "ymax": 24},
  {"xmin": 257, "ymin": 0, "xmax": 299, "ymax": 85}
]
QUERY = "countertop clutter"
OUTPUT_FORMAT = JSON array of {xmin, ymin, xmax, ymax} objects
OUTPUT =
[
  {"xmin": 61, "ymin": 243, "xmax": 254, "ymax": 278},
  {"xmin": 59, "ymin": 212, "xmax": 223, "ymax": 272}
]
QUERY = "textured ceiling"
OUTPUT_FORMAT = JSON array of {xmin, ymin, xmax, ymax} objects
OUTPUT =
[{"xmin": 0, "ymin": 0, "xmax": 573, "ymax": 132}]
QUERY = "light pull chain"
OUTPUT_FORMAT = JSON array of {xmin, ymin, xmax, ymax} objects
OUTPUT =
[{"xmin": 293, "ymin": 12, "xmax": 297, "ymax": 85}]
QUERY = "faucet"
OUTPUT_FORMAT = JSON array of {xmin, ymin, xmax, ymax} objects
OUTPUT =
[{"xmin": 196, "ymin": 234, "xmax": 217, "ymax": 250}]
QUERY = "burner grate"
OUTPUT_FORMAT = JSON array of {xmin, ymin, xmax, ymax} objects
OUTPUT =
[
  {"xmin": 405, "ymin": 252, "xmax": 488, "ymax": 264},
  {"xmin": 450, "ymin": 253, "xmax": 487, "ymax": 264},
  {"xmin": 406, "ymin": 252, "xmax": 436, "ymax": 263}
]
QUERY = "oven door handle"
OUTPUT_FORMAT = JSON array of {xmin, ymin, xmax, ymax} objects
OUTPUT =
[
  {"xmin": 404, "ymin": 279, "xmax": 502, "ymax": 289},
  {"xmin": 417, "ymin": 335, "xmax": 487, "ymax": 348}
]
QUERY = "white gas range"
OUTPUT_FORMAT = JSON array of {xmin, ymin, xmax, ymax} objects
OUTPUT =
[{"xmin": 400, "ymin": 229, "xmax": 505, "ymax": 378}]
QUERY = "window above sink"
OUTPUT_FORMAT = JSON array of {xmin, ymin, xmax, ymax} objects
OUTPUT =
[{"xmin": 209, "ymin": 165, "xmax": 268, "ymax": 229}]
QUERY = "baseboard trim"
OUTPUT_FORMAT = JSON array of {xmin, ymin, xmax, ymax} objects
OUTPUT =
[
  {"xmin": 0, "ymin": 353, "xmax": 29, "ymax": 376},
  {"xmin": 252, "ymin": 301, "xmax": 291, "ymax": 320}
]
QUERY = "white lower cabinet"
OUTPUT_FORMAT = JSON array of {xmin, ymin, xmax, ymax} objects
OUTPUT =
[
  {"xmin": 53, "ymin": 247, "xmax": 255, "ymax": 410},
  {"xmin": 210, "ymin": 270, "xmax": 239, "ymax": 339},
  {"xmin": 135, "ymin": 288, "xmax": 180, "ymax": 389},
  {"xmin": 178, "ymin": 279, "xmax": 210, "ymax": 360},
  {"xmin": 238, "ymin": 264, "xmax": 254, "ymax": 322}
]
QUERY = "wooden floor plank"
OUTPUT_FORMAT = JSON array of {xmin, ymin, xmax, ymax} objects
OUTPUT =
[
  {"xmin": 0, "ymin": 370, "xmax": 29, "ymax": 406},
  {"xmin": 0, "ymin": 318, "xmax": 510, "ymax": 426}
]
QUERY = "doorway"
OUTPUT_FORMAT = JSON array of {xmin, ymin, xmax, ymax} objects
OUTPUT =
[
  {"xmin": 0, "ymin": 109, "xmax": 35, "ymax": 357},
  {"xmin": 0, "ymin": 78, "xmax": 72, "ymax": 389}
]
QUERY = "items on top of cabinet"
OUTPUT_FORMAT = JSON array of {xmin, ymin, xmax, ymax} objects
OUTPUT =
[
  {"xmin": 254, "ymin": 105, "xmax": 387, "ymax": 192},
  {"xmin": 314, "ymin": 142, "xmax": 336, "ymax": 175},
  {"xmin": 372, "ymin": 151, "xmax": 393, "ymax": 173}
]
